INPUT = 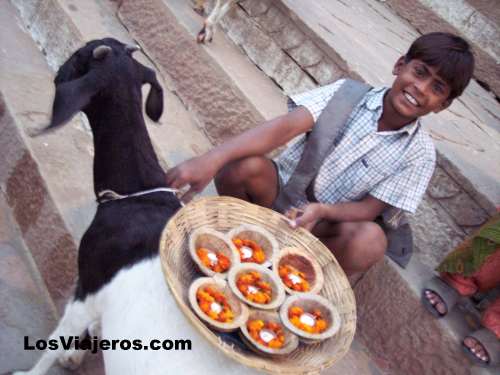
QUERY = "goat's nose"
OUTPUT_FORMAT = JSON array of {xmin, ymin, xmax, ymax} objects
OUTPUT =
[{"xmin": 125, "ymin": 44, "xmax": 141, "ymax": 54}]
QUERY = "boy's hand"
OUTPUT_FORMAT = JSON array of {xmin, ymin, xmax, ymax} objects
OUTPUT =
[
  {"xmin": 165, "ymin": 155, "xmax": 219, "ymax": 202},
  {"xmin": 285, "ymin": 203, "xmax": 324, "ymax": 232}
]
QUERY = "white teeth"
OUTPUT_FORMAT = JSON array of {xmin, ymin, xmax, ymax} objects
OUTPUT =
[{"xmin": 404, "ymin": 92, "xmax": 418, "ymax": 106}]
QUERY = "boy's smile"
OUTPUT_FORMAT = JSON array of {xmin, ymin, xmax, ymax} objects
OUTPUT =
[{"xmin": 381, "ymin": 57, "xmax": 452, "ymax": 130}]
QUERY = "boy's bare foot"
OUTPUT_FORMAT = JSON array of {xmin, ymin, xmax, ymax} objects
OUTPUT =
[
  {"xmin": 423, "ymin": 289, "xmax": 447, "ymax": 316},
  {"xmin": 463, "ymin": 336, "xmax": 490, "ymax": 364}
]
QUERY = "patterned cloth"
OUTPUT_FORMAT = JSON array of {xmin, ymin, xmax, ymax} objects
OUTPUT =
[
  {"xmin": 437, "ymin": 214, "xmax": 500, "ymax": 277},
  {"xmin": 274, "ymin": 79, "xmax": 436, "ymax": 215}
]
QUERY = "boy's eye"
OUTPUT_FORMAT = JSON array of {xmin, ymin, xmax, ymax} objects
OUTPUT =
[
  {"xmin": 433, "ymin": 82, "xmax": 445, "ymax": 95},
  {"xmin": 414, "ymin": 66, "xmax": 425, "ymax": 76}
]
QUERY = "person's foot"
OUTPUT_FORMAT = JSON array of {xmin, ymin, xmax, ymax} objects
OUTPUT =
[
  {"xmin": 423, "ymin": 289, "xmax": 448, "ymax": 316},
  {"xmin": 463, "ymin": 336, "xmax": 490, "ymax": 364}
]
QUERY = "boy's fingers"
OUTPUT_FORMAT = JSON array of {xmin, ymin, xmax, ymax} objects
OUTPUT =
[
  {"xmin": 181, "ymin": 186, "xmax": 198, "ymax": 203},
  {"xmin": 165, "ymin": 168, "xmax": 179, "ymax": 186}
]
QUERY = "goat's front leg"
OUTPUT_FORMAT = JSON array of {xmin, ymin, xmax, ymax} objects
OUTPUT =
[
  {"xmin": 57, "ymin": 319, "xmax": 101, "ymax": 370},
  {"xmin": 197, "ymin": 0, "xmax": 239, "ymax": 43},
  {"xmin": 12, "ymin": 300, "xmax": 97, "ymax": 375}
]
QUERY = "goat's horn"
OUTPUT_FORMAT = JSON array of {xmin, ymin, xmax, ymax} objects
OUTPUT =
[
  {"xmin": 92, "ymin": 45, "xmax": 112, "ymax": 60},
  {"xmin": 125, "ymin": 44, "xmax": 141, "ymax": 54}
]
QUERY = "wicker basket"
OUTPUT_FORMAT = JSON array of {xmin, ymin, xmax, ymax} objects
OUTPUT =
[{"xmin": 159, "ymin": 196, "xmax": 356, "ymax": 374}]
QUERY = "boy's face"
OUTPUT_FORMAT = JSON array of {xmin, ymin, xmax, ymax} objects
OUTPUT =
[{"xmin": 388, "ymin": 57, "xmax": 452, "ymax": 120}]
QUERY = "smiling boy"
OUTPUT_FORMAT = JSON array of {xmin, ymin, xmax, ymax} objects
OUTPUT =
[{"xmin": 166, "ymin": 32, "xmax": 475, "ymax": 275}]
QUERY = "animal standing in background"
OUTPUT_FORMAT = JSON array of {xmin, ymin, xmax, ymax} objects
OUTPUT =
[
  {"xmin": 195, "ymin": 0, "xmax": 243, "ymax": 43},
  {"xmin": 13, "ymin": 38, "xmax": 257, "ymax": 375}
]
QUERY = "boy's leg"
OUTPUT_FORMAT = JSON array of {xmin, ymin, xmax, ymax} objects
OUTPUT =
[
  {"xmin": 214, "ymin": 156, "xmax": 279, "ymax": 208},
  {"xmin": 313, "ymin": 221, "xmax": 387, "ymax": 276}
]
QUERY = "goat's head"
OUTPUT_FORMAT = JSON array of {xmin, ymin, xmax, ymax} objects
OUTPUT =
[{"xmin": 36, "ymin": 38, "xmax": 163, "ymax": 135}]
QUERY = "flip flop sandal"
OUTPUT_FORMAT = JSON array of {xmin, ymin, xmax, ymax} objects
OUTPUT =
[
  {"xmin": 421, "ymin": 276, "xmax": 459, "ymax": 318},
  {"xmin": 462, "ymin": 328, "xmax": 500, "ymax": 367}
]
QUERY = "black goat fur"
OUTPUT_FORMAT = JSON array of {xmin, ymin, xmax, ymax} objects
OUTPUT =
[{"xmin": 44, "ymin": 38, "xmax": 182, "ymax": 300}]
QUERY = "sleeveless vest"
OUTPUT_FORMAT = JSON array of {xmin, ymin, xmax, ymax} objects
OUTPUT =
[{"xmin": 273, "ymin": 79, "xmax": 372, "ymax": 213}]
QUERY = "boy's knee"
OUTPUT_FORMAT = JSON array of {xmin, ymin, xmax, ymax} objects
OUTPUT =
[
  {"xmin": 214, "ymin": 157, "xmax": 266, "ymax": 190},
  {"xmin": 341, "ymin": 222, "xmax": 387, "ymax": 272}
]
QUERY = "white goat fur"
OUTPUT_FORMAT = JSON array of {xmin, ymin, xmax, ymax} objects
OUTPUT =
[{"xmin": 14, "ymin": 257, "xmax": 259, "ymax": 374}]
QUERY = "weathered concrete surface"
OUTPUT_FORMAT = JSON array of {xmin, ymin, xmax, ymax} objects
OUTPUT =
[
  {"xmin": 163, "ymin": 0, "xmax": 287, "ymax": 121},
  {"xmin": 0, "ymin": 2, "xmax": 80, "ymax": 310},
  {"xmin": 0, "ymin": 191, "xmax": 104, "ymax": 375},
  {"xmin": 384, "ymin": 0, "xmax": 500, "ymax": 97}
]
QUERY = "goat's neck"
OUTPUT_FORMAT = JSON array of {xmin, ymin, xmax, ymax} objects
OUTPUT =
[{"xmin": 87, "ymin": 104, "xmax": 166, "ymax": 197}]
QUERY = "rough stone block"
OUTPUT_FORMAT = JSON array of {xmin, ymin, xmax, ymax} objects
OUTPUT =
[
  {"xmin": 410, "ymin": 195, "xmax": 466, "ymax": 269},
  {"xmin": 28, "ymin": 0, "xmax": 83, "ymax": 69},
  {"xmin": 436, "ymin": 153, "xmax": 496, "ymax": 216},
  {"xmin": 240, "ymin": 0, "xmax": 271, "ymax": 17},
  {"xmin": 0, "ymin": 97, "xmax": 77, "ymax": 311},
  {"xmin": 440, "ymin": 192, "xmax": 490, "ymax": 228},
  {"xmin": 427, "ymin": 166, "xmax": 461, "ymax": 199},
  {"xmin": 305, "ymin": 60, "xmax": 344, "ymax": 85},
  {"xmin": 254, "ymin": 5, "xmax": 287, "ymax": 34},
  {"xmin": 222, "ymin": 6, "xmax": 315, "ymax": 96},
  {"xmin": 355, "ymin": 259, "xmax": 470, "ymax": 375},
  {"xmin": 287, "ymin": 39, "xmax": 324, "ymax": 67},
  {"xmin": 273, "ymin": 22, "xmax": 305, "ymax": 50}
]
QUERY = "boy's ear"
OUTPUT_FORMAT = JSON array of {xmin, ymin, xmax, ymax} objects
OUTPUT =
[{"xmin": 392, "ymin": 56, "xmax": 406, "ymax": 75}]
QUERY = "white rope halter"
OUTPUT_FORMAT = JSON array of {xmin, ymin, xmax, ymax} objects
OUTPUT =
[{"xmin": 97, "ymin": 187, "xmax": 185, "ymax": 206}]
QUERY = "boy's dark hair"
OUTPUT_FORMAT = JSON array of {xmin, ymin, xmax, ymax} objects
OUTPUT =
[{"xmin": 404, "ymin": 32, "xmax": 474, "ymax": 100}]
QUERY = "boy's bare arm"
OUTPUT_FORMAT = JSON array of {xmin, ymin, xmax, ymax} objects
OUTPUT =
[
  {"xmin": 290, "ymin": 195, "xmax": 388, "ymax": 231},
  {"xmin": 165, "ymin": 106, "xmax": 314, "ymax": 195}
]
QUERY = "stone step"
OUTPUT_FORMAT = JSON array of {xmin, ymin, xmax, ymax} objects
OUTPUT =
[{"xmin": 0, "ymin": 190, "xmax": 103, "ymax": 375}]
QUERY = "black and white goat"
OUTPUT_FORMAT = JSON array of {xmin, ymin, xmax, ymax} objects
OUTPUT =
[{"xmin": 14, "ymin": 38, "xmax": 257, "ymax": 375}]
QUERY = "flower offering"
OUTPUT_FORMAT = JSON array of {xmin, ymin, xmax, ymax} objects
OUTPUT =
[
  {"xmin": 232, "ymin": 238, "xmax": 266, "ymax": 264},
  {"xmin": 196, "ymin": 247, "xmax": 231, "ymax": 273},
  {"xmin": 278, "ymin": 264, "xmax": 310, "ymax": 292},
  {"xmin": 196, "ymin": 286, "xmax": 234, "ymax": 323},
  {"xmin": 288, "ymin": 306, "xmax": 327, "ymax": 334},
  {"xmin": 247, "ymin": 319, "xmax": 285, "ymax": 349},
  {"xmin": 236, "ymin": 271, "xmax": 272, "ymax": 304}
]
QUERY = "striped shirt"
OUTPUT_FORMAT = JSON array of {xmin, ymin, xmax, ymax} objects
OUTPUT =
[{"xmin": 274, "ymin": 79, "xmax": 436, "ymax": 215}]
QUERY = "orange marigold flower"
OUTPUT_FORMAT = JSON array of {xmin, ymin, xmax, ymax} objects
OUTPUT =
[
  {"xmin": 196, "ymin": 247, "xmax": 231, "ymax": 273},
  {"xmin": 196, "ymin": 287, "xmax": 234, "ymax": 323},
  {"xmin": 236, "ymin": 271, "xmax": 273, "ymax": 305},
  {"xmin": 288, "ymin": 305, "xmax": 328, "ymax": 334},
  {"xmin": 278, "ymin": 264, "xmax": 310, "ymax": 292},
  {"xmin": 247, "ymin": 319, "xmax": 285, "ymax": 349},
  {"xmin": 232, "ymin": 238, "xmax": 267, "ymax": 264}
]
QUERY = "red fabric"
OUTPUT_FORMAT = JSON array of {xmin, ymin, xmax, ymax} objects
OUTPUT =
[
  {"xmin": 481, "ymin": 297, "xmax": 500, "ymax": 339},
  {"xmin": 440, "ymin": 250, "xmax": 500, "ymax": 339},
  {"xmin": 440, "ymin": 250, "xmax": 500, "ymax": 296}
]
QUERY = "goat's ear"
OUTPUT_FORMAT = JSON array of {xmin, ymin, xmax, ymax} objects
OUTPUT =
[
  {"xmin": 142, "ymin": 66, "xmax": 163, "ymax": 122},
  {"xmin": 33, "ymin": 75, "xmax": 99, "ymax": 136}
]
